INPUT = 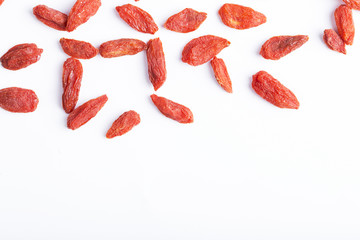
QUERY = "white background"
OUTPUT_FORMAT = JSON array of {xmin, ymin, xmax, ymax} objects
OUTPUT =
[{"xmin": 1, "ymin": 0, "xmax": 360, "ymax": 239}]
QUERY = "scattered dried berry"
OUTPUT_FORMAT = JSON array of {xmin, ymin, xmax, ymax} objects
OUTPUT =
[
  {"xmin": 323, "ymin": 29, "xmax": 346, "ymax": 54},
  {"xmin": 62, "ymin": 58, "xmax": 83, "ymax": 113},
  {"xmin": 343, "ymin": 0, "xmax": 360, "ymax": 10},
  {"xmin": 115, "ymin": 4, "xmax": 158, "ymax": 34},
  {"xmin": 252, "ymin": 71, "xmax": 299, "ymax": 109},
  {"xmin": 1, "ymin": 43, "xmax": 43, "ymax": 70},
  {"xmin": 106, "ymin": 110, "xmax": 141, "ymax": 138},
  {"xmin": 164, "ymin": 8, "xmax": 207, "ymax": 33},
  {"xmin": 99, "ymin": 39, "xmax": 146, "ymax": 58},
  {"xmin": 151, "ymin": 94, "xmax": 193, "ymax": 124},
  {"xmin": 67, "ymin": 95, "xmax": 108, "ymax": 130},
  {"xmin": 60, "ymin": 38, "xmax": 98, "ymax": 59},
  {"xmin": 33, "ymin": 5, "xmax": 68, "ymax": 31},
  {"xmin": 182, "ymin": 35, "xmax": 230, "ymax": 66},
  {"xmin": 335, "ymin": 5, "xmax": 355, "ymax": 45},
  {"xmin": 146, "ymin": 38, "xmax": 167, "ymax": 91},
  {"xmin": 260, "ymin": 35, "xmax": 309, "ymax": 60},
  {"xmin": 219, "ymin": 3, "xmax": 266, "ymax": 30},
  {"xmin": 0, "ymin": 87, "xmax": 39, "ymax": 113},
  {"xmin": 210, "ymin": 57, "xmax": 232, "ymax": 93},
  {"xmin": 66, "ymin": 0, "xmax": 101, "ymax": 32}
]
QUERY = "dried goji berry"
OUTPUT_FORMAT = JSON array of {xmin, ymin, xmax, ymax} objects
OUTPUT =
[
  {"xmin": 33, "ymin": 5, "xmax": 68, "ymax": 31},
  {"xmin": 182, "ymin": 35, "xmax": 230, "ymax": 66},
  {"xmin": 323, "ymin": 29, "xmax": 346, "ymax": 54},
  {"xmin": 151, "ymin": 94, "xmax": 193, "ymax": 124},
  {"xmin": 66, "ymin": 0, "xmax": 101, "ymax": 32},
  {"xmin": 343, "ymin": 0, "xmax": 360, "ymax": 10},
  {"xmin": 0, "ymin": 87, "xmax": 39, "ymax": 113},
  {"xmin": 260, "ymin": 35, "xmax": 309, "ymax": 60},
  {"xmin": 146, "ymin": 38, "xmax": 167, "ymax": 91},
  {"xmin": 67, "ymin": 95, "xmax": 108, "ymax": 130},
  {"xmin": 1, "ymin": 43, "xmax": 43, "ymax": 70},
  {"xmin": 0, "ymin": 0, "xmax": 4, "ymax": 6},
  {"xmin": 219, "ymin": 3, "xmax": 266, "ymax": 30},
  {"xmin": 252, "ymin": 71, "xmax": 299, "ymax": 109},
  {"xmin": 115, "ymin": 4, "xmax": 158, "ymax": 34},
  {"xmin": 62, "ymin": 58, "xmax": 83, "ymax": 113},
  {"xmin": 60, "ymin": 38, "xmax": 98, "ymax": 59},
  {"xmin": 335, "ymin": 5, "xmax": 355, "ymax": 45},
  {"xmin": 99, "ymin": 39, "xmax": 146, "ymax": 58},
  {"xmin": 106, "ymin": 110, "xmax": 141, "ymax": 138},
  {"xmin": 164, "ymin": 8, "xmax": 207, "ymax": 33},
  {"xmin": 210, "ymin": 57, "xmax": 232, "ymax": 93}
]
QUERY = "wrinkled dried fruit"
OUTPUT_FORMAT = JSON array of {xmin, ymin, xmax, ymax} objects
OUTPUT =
[
  {"xmin": 0, "ymin": 87, "xmax": 39, "ymax": 113},
  {"xmin": 151, "ymin": 94, "xmax": 193, "ymax": 124},
  {"xmin": 60, "ymin": 38, "xmax": 98, "ymax": 59},
  {"xmin": 106, "ymin": 110, "xmax": 141, "ymax": 138},
  {"xmin": 116, "ymin": 4, "xmax": 158, "ymax": 34},
  {"xmin": 210, "ymin": 57, "xmax": 232, "ymax": 93},
  {"xmin": 99, "ymin": 39, "xmax": 146, "ymax": 58},
  {"xmin": 66, "ymin": 0, "xmax": 101, "ymax": 32},
  {"xmin": 219, "ymin": 3, "xmax": 266, "ymax": 30},
  {"xmin": 260, "ymin": 35, "xmax": 309, "ymax": 60},
  {"xmin": 164, "ymin": 8, "xmax": 207, "ymax": 33},
  {"xmin": 62, "ymin": 58, "xmax": 83, "ymax": 113},
  {"xmin": 33, "ymin": 5, "xmax": 68, "ymax": 31},
  {"xmin": 67, "ymin": 95, "xmax": 108, "ymax": 130},
  {"xmin": 146, "ymin": 38, "xmax": 167, "ymax": 91},
  {"xmin": 0, "ymin": 0, "xmax": 4, "ymax": 6},
  {"xmin": 335, "ymin": 5, "xmax": 355, "ymax": 45},
  {"xmin": 343, "ymin": 0, "xmax": 360, "ymax": 10},
  {"xmin": 252, "ymin": 71, "xmax": 299, "ymax": 109},
  {"xmin": 1, "ymin": 43, "xmax": 43, "ymax": 70},
  {"xmin": 182, "ymin": 35, "xmax": 230, "ymax": 66},
  {"xmin": 323, "ymin": 29, "xmax": 346, "ymax": 54}
]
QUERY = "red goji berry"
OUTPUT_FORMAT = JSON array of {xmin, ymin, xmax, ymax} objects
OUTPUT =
[
  {"xmin": 146, "ymin": 38, "xmax": 167, "ymax": 91},
  {"xmin": 60, "ymin": 38, "xmax": 98, "ymax": 59},
  {"xmin": 99, "ymin": 39, "xmax": 146, "ymax": 58},
  {"xmin": 335, "ymin": 5, "xmax": 355, "ymax": 45},
  {"xmin": 343, "ymin": 0, "xmax": 360, "ymax": 10},
  {"xmin": 66, "ymin": 0, "xmax": 101, "ymax": 32},
  {"xmin": 0, "ymin": 43, "xmax": 43, "ymax": 70},
  {"xmin": 210, "ymin": 57, "xmax": 232, "ymax": 93},
  {"xmin": 323, "ymin": 29, "xmax": 346, "ymax": 54},
  {"xmin": 62, "ymin": 58, "xmax": 83, "ymax": 113},
  {"xmin": 0, "ymin": 87, "xmax": 39, "ymax": 113},
  {"xmin": 164, "ymin": 8, "xmax": 207, "ymax": 33},
  {"xmin": 106, "ymin": 110, "xmax": 141, "ymax": 138},
  {"xmin": 33, "ymin": 5, "xmax": 68, "ymax": 31}
]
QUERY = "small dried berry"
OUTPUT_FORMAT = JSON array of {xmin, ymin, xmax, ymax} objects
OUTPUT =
[
  {"xmin": 62, "ymin": 58, "xmax": 83, "ymax": 113},
  {"xmin": 335, "ymin": 5, "xmax": 355, "ymax": 45},
  {"xmin": 323, "ymin": 29, "xmax": 346, "ymax": 54},
  {"xmin": 106, "ymin": 110, "xmax": 141, "ymax": 138},
  {"xmin": 0, "ymin": 0, "xmax": 4, "ymax": 6},
  {"xmin": 1, "ymin": 43, "xmax": 43, "ymax": 70},
  {"xmin": 60, "ymin": 38, "xmax": 98, "ymax": 59},
  {"xmin": 343, "ymin": 0, "xmax": 360, "ymax": 10},
  {"xmin": 33, "ymin": 5, "xmax": 68, "ymax": 31},
  {"xmin": 99, "ymin": 39, "xmax": 146, "ymax": 58},
  {"xmin": 146, "ymin": 38, "xmax": 167, "ymax": 91},
  {"xmin": 66, "ymin": 0, "xmax": 101, "ymax": 32},
  {"xmin": 0, "ymin": 87, "xmax": 39, "ymax": 113},
  {"xmin": 210, "ymin": 57, "xmax": 232, "ymax": 93},
  {"xmin": 164, "ymin": 8, "xmax": 207, "ymax": 33}
]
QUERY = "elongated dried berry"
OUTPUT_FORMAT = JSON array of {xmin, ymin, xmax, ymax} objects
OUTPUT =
[
  {"xmin": 62, "ymin": 58, "xmax": 83, "ymax": 113},
  {"xmin": 67, "ymin": 95, "xmax": 108, "ymax": 130},
  {"xmin": 106, "ymin": 110, "xmax": 140, "ymax": 138},
  {"xmin": 219, "ymin": 3, "xmax": 266, "ymax": 30},
  {"xmin": 99, "ymin": 39, "xmax": 146, "ymax": 58},
  {"xmin": 182, "ymin": 35, "xmax": 230, "ymax": 66},
  {"xmin": 1, "ymin": 43, "xmax": 43, "ymax": 70},
  {"xmin": 60, "ymin": 38, "xmax": 98, "ymax": 59},
  {"xmin": 335, "ymin": 5, "xmax": 355, "ymax": 45},
  {"xmin": 343, "ymin": 0, "xmax": 360, "ymax": 10},
  {"xmin": 323, "ymin": 29, "xmax": 346, "ymax": 54},
  {"xmin": 66, "ymin": 0, "xmax": 101, "ymax": 32},
  {"xmin": 116, "ymin": 4, "xmax": 158, "ymax": 34},
  {"xmin": 260, "ymin": 35, "xmax": 309, "ymax": 60},
  {"xmin": 151, "ymin": 94, "xmax": 193, "ymax": 124},
  {"xmin": 147, "ymin": 38, "xmax": 166, "ymax": 91},
  {"xmin": 210, "ymin": 57, "xmax": 232, "ymax": 93},
  {"xmin": 33, "ymin": 5, "xmax": 68, "ymax": 31},
  {"xmin": 0, "ymin": 87, "xmax": 39, "ymax": 113},
  {"xmin": 164, "ymin": 8, "xmax": 207, "ymax": 33},
  {"xmin": 252, "ymin": 71, "xmax": 299, "ymax": 109}
]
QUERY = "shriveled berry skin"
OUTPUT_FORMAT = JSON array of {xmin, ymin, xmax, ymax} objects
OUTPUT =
[
  {"xmin": 219, "ymin": 3, "xmax": 266, "ymax": 30},
  {"xmin": 151, "ymin": 94, "xmax": 193, "ymax": 124},
  {"xmin": 210, "ymin": 57, "xmax": 232, "ymax": 93},
  {"xmin": 164, "ymin": 8, "xmax": 207, "ymax": 33},
  {"xmin": 252, "ymin": 71, "xmax": 299, "ymax": 109},
  {"xmin": 335, "ymin": 5, "xmax": 355, "ymax": 45},
  {"xmin": 60, "ymin": 38, "xmax": 98, "ymax": 59},
  {"xmin": 146, "ymin": 38, "xmax": 167, "ymax": 91},
  {"xmin": 99, "ymin": 39, "xmax": 146, "ymax": 58},
  {"xmin": 66, "ymin": 0, "xmax": 101, "ymax": 32},
  {"xmin": 343, "ymin": 0, "xmax": 360, "ymax": 10},
  {"xmin": 67, "ymin": 95, "xmax": 108, "ymax": 130},
  {"xmin": 0, "ymin": 43, "xmax": 43, "ymax": 70},
  {"xmin": 323, "ymin": 29, "xmax": 346, "ymax": 54},
  {"xmin": 106, "ymin": 110, "xmax": 141, "ymax": 138},
  {"xmin": 182, "ymin": 35, "xmax": 230, "ymax": 66},
  {"xmin": 260, "ymin": 35, "xmax": 309, "ymax": 60},
  {"xmin": 0, "ymin": 87, "xmax": 39, "ymax": 113},
  {"xmin": 33, "ymin": 5, "xmax": 68, "ymax": 31},
  {"xmin": 116, "ymin": 4, "xmax": 158, "ymax": 34},
  {"xmin": 62, "ymin": 58, "xmax": 83, "ymax": 113}
]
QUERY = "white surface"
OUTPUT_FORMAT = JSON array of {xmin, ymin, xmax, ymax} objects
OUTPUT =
[{"xmin": 0, "ymin": 0, "xmax": 360, "ymax": 239}]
